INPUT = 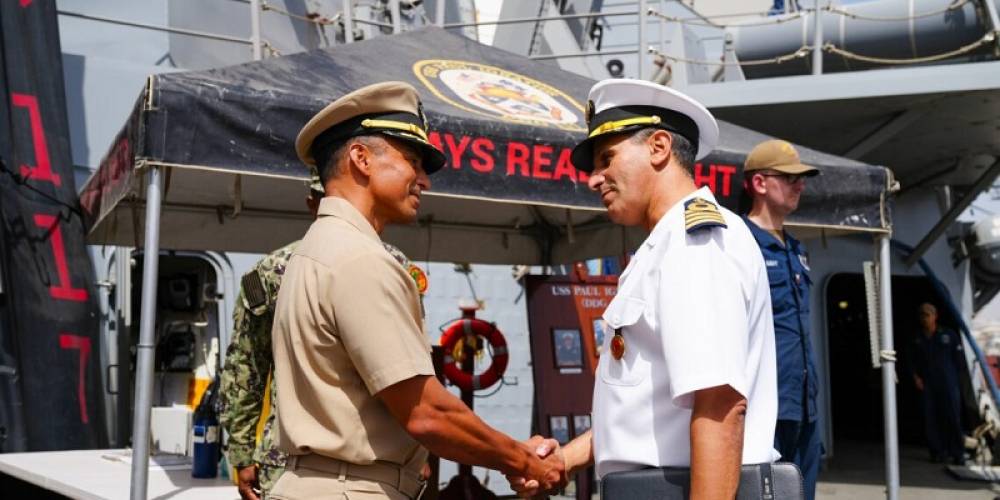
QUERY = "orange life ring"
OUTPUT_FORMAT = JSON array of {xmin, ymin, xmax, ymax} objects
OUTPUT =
[{"xmin": 439, "ymin": 318, "xmax": 508, "ymax": 391}]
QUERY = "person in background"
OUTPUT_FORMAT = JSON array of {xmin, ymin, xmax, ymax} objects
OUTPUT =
[
  {"xmin": 742, "ymin": 139, "xmax": 823, "ymax": 500},
  {"xmin": 910, "ymin": 302, "xmax": 967, "ymax": 465}
]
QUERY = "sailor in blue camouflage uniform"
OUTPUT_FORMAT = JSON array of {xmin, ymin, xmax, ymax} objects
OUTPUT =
[
  {"xmin": 741, "ymin": 139, "xmax": 822, "ymax": 500},
  {"xmin": 219, "ymin": 172, "xmax": 423, "ymax": 500}
]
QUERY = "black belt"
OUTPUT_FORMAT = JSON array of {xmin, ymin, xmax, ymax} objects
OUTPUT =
[{"xmin": 600, "ymin": 462, "xmax": 803, "ymax": 500}]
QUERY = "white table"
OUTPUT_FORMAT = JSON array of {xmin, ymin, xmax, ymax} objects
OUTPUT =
[{"xmin": 0, "ymin": 449, "xmax": 237, "ymax": 499}]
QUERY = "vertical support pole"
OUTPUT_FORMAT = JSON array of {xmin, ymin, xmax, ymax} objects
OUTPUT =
[
  {"xmin": 113, "ymin": 246, "xmax": 133, "ymax": 447},
  {"xmin": 250, "ymin": 0, "xmax": 263, "ymax": 60},
  {"xmin": 458, "ymin": 308, "xmax": 476, "ymax": 478},
  {"xmin": 877, "ymin": 234, "xmax": 900, "ymax": 500},
  {"xmin": 343, "ymin": 0, "xmax": 354, "ymax": 43},
  {"xmin": 638, "ymin": 0, "xmax": 648, "ymax": 79},
  {"xmin": 812, "ymin": 0, "xmax": 823, "ymax": 74},
  {"xmin": 128, "ymin": 166, "xmax": 163, "ymax": 500},
  {"xmin": 435, "ymin": 0, "xmax": 445, "ymax": 26},
  {"xmin": 390, "ymin": 0, "xmax": 401, "ymax": 34},
  {"xmin": 658, "ymin": 0, "xmax": 665, "ymax": 55},
  {"xmin": 982, "ymin": 0, "xmax": 1000, "ymax": 55}
]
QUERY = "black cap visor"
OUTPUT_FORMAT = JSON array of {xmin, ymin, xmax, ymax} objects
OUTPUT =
[
  {"xmin": 311, "ymin": 111, "xmax": 447, "ymax": 174},
  {"xmin": 380, "ymin": 129, "xmax": 447, "ymax": 174},
  {"xmin": 571, "ymin": 105, "xmax": 700, "ymax": 173}
]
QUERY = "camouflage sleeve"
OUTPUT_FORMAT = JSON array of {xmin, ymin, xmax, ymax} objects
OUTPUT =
[
  {"xmin": 219, "ymin": 243, "xmax": 294, "ymax": 468},
  {"xmin": 219, "ymin": 285, "xmax": 274, "ymax": 468}
]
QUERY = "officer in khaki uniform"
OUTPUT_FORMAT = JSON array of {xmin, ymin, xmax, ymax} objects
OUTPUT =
[
  {"xmin": 219, "ymin": 171, "xmax": 425, "ymax": 500},
  {"xmin": 270, "ymin": 81, "xmax": 564, "ymax": 499}
]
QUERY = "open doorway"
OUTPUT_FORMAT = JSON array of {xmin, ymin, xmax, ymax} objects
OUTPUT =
[
  {"xmin": 825, "ymin": 274, "xmax": 944, "ymax": 448},
  {"xmin": 114, "ymin": 251, "xmax": 228, "ymax": 451}
]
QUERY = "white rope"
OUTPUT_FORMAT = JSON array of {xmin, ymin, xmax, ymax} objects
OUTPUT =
[
  {"xmin": 647, "ymin": 8, "xmax": 807, "ymax": 28},
  {"xmin": 824, "ymin": 30, "xmax": 996, "ymax": 65},
  {"xmin": 824, "ymin": 0, "xmax": 970, "ymax": 22},
  {"xmin": 649, "ymin": 45, "xmax": 812, "ymax": 67},
  {"xmin": 650, "ymin": 29, "xmax": 994, "ymax": 68},
  {"xmin": 649, "ymin": 0, "xmax": 970, "ymax": 30}
]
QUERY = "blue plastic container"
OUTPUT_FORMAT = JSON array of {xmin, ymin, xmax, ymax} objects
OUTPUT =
[{"xmin": 191, "ymin": 415, "xmax": 220, "ymax": 478}]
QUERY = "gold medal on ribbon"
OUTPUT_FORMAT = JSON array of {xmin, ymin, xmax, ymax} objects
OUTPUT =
[{"xmin": 610, "ymin": 328, "xmax": 625, "ymax": 360}]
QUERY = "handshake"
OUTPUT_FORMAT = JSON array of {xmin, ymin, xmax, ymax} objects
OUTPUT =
[{"xmin": 506, "ymin": 430, "xmax": 590, "ymax": 498}]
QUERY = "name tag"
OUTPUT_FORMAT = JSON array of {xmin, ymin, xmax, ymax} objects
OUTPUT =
[{"xmin": 765, "ymin": 259, "xmax": 779, "ymax": 268}]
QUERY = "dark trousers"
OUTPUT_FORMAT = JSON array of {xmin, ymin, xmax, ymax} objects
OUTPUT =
[
  {"xmin": 921, "ymin": 386, "xmax": 964, "ymax": 462},
  {"xmin": 775, "ymin": 419, "xmax": 822, "ymax": 500}
]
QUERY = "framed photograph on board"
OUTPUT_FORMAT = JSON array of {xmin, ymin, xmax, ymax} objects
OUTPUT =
[
  {"xmin": 550, "ymin": 415, "xmax": 571, "ymax": 444},
  {"xmin": 552, "ymin": 328, "xmax": 583, "ymax": 368}
]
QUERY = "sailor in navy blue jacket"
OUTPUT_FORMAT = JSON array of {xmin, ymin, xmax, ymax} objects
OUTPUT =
[
  {"xmin": 742, "ymin": 139, "xmax": 822, "ymax": 500},
  {"xmin": 909, "ymin": 302, "xmax": 966, "ymax": 464}
]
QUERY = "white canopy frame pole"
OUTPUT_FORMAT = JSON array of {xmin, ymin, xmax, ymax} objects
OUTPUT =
[
  {"xmin": 128, "ymin": 166, "xmax": 164, "ymax": 500},
  {"xmin": 390, "ymin": 0, "xmax": 401, "ymax": 33},
  {"xmin": 638, "ymin": 0, "xmax": 648, "ymax": 79},
  {"xmin": 343, "ymin": 0, "xmax": 354, "ymax": 43},
  {"xmin": 877, "ymin": 234, "xmax": 900, "ymax": 500},
  {"xmin": 812, "ymin": 0, "xmax": 824, "ymax": 74},
  {"xmin": 250, "ymin": 0, "xmax": 262, "ymax": 60}
]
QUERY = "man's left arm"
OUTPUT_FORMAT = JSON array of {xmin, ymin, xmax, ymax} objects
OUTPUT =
[
  {"xmin": 219, "ymin": 298, "xmax": 273, "ymax": 469},
  {"xmin": 659, "ymin": 236, "xmax": 754, "ymax": 499},
  {"xmin": 690, "ymin": 385, "xmax": 747, "ymax": 500}
]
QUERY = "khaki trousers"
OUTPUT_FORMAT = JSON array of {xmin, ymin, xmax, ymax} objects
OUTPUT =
[{"xmin": 268, "ymin": 454, "xmax": 424, "ymax": 500}]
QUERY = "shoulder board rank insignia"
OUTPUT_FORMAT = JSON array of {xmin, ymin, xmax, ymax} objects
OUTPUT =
[
  {"xmin": 684, "ymin": 197, "xmax": 727, "ymax": 233},
  {"xmin": 408, "ymin": 264, "xmax": 428, "ymax": 295}
]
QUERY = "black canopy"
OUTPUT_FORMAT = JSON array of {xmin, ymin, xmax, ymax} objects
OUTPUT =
[{"xmin": 80, "ymin": 27, "xmax": 891, "ymax": 264}]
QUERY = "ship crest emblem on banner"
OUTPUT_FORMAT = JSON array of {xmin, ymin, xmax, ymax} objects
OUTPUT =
[{"xmin": 413, "ymin": 59, "xmax": 585, "ymax": 131}]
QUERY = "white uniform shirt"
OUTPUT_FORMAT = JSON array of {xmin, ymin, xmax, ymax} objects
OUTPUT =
[{"xmin": 593, "ymin": 187, "xmax": 779, "ymax": 478}]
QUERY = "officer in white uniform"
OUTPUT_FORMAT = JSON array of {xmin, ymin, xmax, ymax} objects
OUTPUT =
[{"xmin": 508, "ymin": 79, "xmax": 779, "ymax": 499}]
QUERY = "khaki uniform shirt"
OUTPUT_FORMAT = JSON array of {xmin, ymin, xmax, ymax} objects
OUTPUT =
[{"xmin": 272, "ymin": 197, "xmax": 433, "ymax": 471}]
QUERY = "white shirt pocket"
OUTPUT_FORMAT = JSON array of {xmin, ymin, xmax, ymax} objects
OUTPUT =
[{"xmin": 600, "ymin": 297, "xmax": 650, "ymax": 387}]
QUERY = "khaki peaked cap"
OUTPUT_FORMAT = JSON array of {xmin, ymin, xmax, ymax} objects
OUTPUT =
[
  {"xmin": 744, "ymin": 139, "xmax": 819, "ymax": 176},
  {"xmin": 295, "ymin": 81, "xmax": 447, "ymax": 174}
]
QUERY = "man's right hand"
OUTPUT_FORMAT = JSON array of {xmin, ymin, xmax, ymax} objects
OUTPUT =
[
  {"xmin": 508, "ymin": 436, "xmax": 566, "ymax": 498},
  {"xmin": 236, "ymin": 464, "xmax": 261, "ymax": 500},
  {"xmin": 914, "ymin": 375, "xmax": 924, "ymax": 391}
]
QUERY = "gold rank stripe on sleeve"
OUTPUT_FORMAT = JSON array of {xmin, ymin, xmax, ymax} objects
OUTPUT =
[{"xmin": 684, "ymin": 197, "xmax": 727, "ymax": 233}]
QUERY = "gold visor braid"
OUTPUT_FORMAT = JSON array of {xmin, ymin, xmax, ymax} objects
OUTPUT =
[
  {"xmin": 588, "ymin": 115, "xmax": 662, "ymax": 138},
  {"xmin": 361, "ymin": 118, "xmax": 430, "ymax": 143}
]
